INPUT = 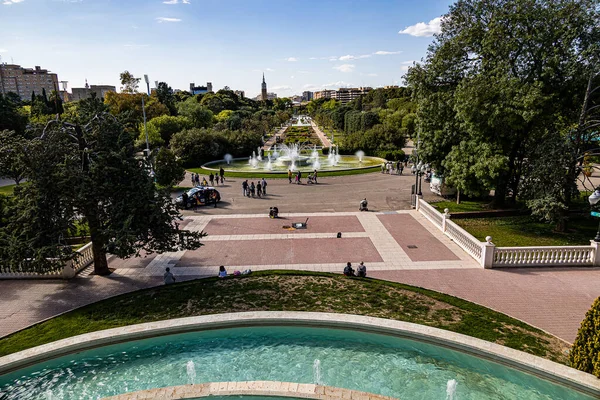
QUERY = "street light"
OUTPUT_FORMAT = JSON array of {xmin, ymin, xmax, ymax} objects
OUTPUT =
[
  {"xmin": 589, "ymin": 188, "xmax": 600, "ymax": 242},
  {"xmin": 142, "ymin": 74, "xmax": 150, "ymax": 158}
]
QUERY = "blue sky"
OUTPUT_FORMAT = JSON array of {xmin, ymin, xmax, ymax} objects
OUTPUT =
[{"xmin": 0, "ymin": 0, "xmax": 452, "ymax": 97}]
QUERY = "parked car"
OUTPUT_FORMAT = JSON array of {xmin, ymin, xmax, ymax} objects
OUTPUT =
[
  {"xmin": 429, "ymin": 173, "xmax": 457, "ymax": 198},
  {"xmin": 176, "ymin": 186, "xmax": 221, "ymax": 208}
]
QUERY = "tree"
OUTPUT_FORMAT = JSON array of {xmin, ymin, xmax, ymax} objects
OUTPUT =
[
  {"xmin": 155, "ymin": 82, "xmax": 177, "ymax": 115},
  {"xmin": 137, "ymin": 115, "xmax": 192, "ymax": 148},
  {"xmin": 0, "ymin": 93, "xmax": 27, "ymax": 135},
  {"xmin": 120, "ymin": 70, "xmax": 140, "ymax": 94},
  {"xmin": 0, "ymin": 115, "xmax": 205, "ymax": 275},
  {"xmin": 0, "ymin": 130, "xmax": 28, "ymax": 185},
  {"xmin": 177, "ymin": 98, "xmax": 214, "ymax": 128},
  {"xmin": 104, "ymin": 92, "xmax": 169, "ymax": 135},
  {"xmin": 153, "ymin": 147, "xmax": 185, "ymax": 188},
  {"xmin": 406, "ymin": 0, "xmax": 600, "ymax": 207},
  {"xmin": 570, "ymin": 297, "xmax": 600, "ymax": 378}
]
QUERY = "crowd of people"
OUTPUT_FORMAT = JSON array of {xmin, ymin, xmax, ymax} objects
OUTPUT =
[
  {"xmin": 242, "ymin": 178, "xmax": 268, "ymax": 198},
  {"xmin": 381, "ymin": 161, "xmax": 405, "ymax": 175},
  {"xmin": 190, "ymin": 167, "xmax": 226, "ymax": 187},
  {"xmin": 287, "ymin": 169, "xmax": 319, "ymax": 185}
]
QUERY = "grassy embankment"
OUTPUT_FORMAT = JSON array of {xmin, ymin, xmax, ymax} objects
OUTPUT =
[{"xmin": 0, "ymin": 271, "xmax": 569, "ymax": 364}]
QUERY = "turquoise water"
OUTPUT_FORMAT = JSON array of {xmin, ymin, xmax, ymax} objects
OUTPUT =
[{"xmin": 0, "ymin": 326, "xmax": 593, "ymax": 400}]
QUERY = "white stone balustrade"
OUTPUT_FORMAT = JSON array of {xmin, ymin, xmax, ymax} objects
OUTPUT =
[
  {"xmin": 416, "ymin": 198, "xmax": 600, "ymax": 269},
  {"xmin": 0, "ymin": 242, "xmax": 94, "ymax": 279}
]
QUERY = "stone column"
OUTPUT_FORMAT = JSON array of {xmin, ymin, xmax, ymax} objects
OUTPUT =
[
  {"xmin": 481, "ymin": 236, "xmax": 495, "ymax": 269},
  {"xmin": 590, "ymin": 240, "xmax": 600, "ymax": 266}
]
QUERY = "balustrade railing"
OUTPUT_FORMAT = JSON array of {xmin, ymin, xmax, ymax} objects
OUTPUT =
[
  {"xmin": 445, "ymin": 220, "xmax": 483, "ymax": 260},
  {"xmin": 0, "ymin": 242, "xmax": 94, "ymax": 279},
  {"xmin": 417, "ymin": 198, "xmax": 600, "ymax": 269},
  {"xmin": 493, "ymin": 246, "xmax": 594, "ymax": 267}
]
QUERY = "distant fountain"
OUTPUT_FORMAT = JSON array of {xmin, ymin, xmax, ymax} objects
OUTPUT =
[
  {"xmin": 257, "ymin": 146, "xmax": 262, "ymax": 161},
  {"xmin": 311, "ymin": 145, "xmax": 319, "ymax": 159},
  {"xmin": 266, "ymin": 154, "xmax": 273, "ymax": 171},
  {"xmin": 224, "ymin": 153, "xmax": 233, "ymax": 165},
  {"xmin": 446, "ymin": 379, "xmax": 457, "ymax": 400},
  {"xmin": 313, "ymin": 359, "xmax": 322, "ymax": 385},
  {"xmin": 250, "ymin": 151, "xmax": 259, "ymax": 169},
  {"xmin": 355, "ymin": 150, "xmax": 365, "ymax": 163},
  {"xmin": 186, "ymin": 361, "xmax": 196, "ymax": 385}
]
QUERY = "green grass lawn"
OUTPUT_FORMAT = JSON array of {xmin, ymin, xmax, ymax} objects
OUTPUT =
[
  {"xmin": 0, "ymin": 271, "xmax": 568, "ymax": 364},
  {"xmin": 188, "ymin": 166, "xmax": 381, "ymax": 179},
  {"xmin": 455, "ymin": 215, "xmax": 597, "ymax": 246},
  {"xmin": 0, "ymin": 184, "xmax": 16, "ymax": 195},
  {"xmin": 431, "ymin": 199, "xmax": 492, "ymax": 213}
]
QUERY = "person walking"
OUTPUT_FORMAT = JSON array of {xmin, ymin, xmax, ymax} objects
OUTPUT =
[
  {"xmin": 288, "ymin": 169, "xmax": 293, "ymax": 184},
  {"xmin": 202, "ymin": 177, "xmax": 208, "ymax": 186},
  {"xmin": 250, "ymin": 181, "xmax": 256, "ymax": 197},
  {"xmin": 261, "ymin": 178, "xmax": 267, "ymax": 195},
  {"xmin": 257, "ymin": 181, "xmax": 262, "ymax": 198},
  {"xmin": 219, "ymin": 167, "xmax": 225, "ymax": 182},
  {"xmin": 297, "ymin": 170, "xmax": 302, "ymax": 184},
  {"xmin": 242, "ymin": 180, "xmax": 248, "ymax": 197},
  {"xmin": 190, "ymin": 173, "xmax": 195, "ymax": 186},
  {"xmin": 209, "ymin": 173, "xmax": 214, "ymax": 186},
  {"xmin": 313, "ymin": 169, "xmax": 318, "ymax": 184}
]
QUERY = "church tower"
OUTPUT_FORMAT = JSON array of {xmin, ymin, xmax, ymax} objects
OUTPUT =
[{"xmin": 261, "ymin": 73, "xmax": 268, "ymax": 101}]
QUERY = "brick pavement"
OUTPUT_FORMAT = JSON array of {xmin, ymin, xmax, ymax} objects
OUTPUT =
[
  {"xmin": 1, "ymin": 208, "xmax": 599, "ymax": 345},
  {"xmin": 370, "ymin": 268, "xmax": 600, "ymax": 343}
]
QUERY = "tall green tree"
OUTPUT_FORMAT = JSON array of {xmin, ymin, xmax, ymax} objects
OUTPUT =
[
  {"xmin": 0, "ymin": 115, "xmax": 205, "ymax": 275},
  {"xmin": 119, "ymin": 70, "xmax": 141, "ymax": 94},
  {"xmin": 0, "ymin": 130, "xmax": 28, "ymax": 185},
  {"xmin": 406, "ymin": 0, "xmax": 599, "ymax": 206},
  {"xmin": 0, "ymin": 93, "xmax": 27, "ymax": 135},
  {"xmin": 155, "ymin": 82, "xmax": 177, "ymax": 115}
]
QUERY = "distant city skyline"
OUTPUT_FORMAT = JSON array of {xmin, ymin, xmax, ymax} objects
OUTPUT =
[{"xmin": 0, "ymin": 0, "xmax": 453, "ymax": 97}]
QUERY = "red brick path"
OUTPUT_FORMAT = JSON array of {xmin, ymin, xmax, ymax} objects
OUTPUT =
[
  {"xmin": 204, "ymin": 216, "xmax": 364, "ymax": 236},
  {"xmin": 177, "ymin": 237, "xmax": 383, "ymax": 267},
  {"xmin": 377, "ymin": 214, "xmax": 459, "ymax": 262},
  {"xmin": 371, "ymin": 268, "xmax": 600, "ymax": 343}
]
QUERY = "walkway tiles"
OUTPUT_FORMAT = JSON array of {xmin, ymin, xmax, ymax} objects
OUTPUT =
[
  {"xmin": 204, "ymin": 216, "xmax": 364, "ymax": 236},
  {"xmin": 377, "ymin": 214, "xmax": 459, "ymax": 262}
]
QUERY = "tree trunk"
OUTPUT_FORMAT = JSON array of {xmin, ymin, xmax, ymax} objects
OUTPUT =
[
  {"xmin": 91, "ymin": 238, "xmax": 111, "ymax": 275},
  {"xmin": 456, "ymin": 189, "xmax": 461, "ymax": 204}
]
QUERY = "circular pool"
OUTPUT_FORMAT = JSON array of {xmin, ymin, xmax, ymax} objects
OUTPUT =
[
  {"xmin": 202, "ymin": 155, "xmax": 385, "ymax": 174},
  {"xmin": 0, "ymin": 313, "xmax": 597, "ymax": 399}
]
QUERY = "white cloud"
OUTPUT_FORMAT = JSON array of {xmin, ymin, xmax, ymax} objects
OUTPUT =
[
  {"xmin": 285, "ymin": 57, "xmax": 298, "ymax": 62},
  {"xmin": 339, "ymin": 54, "xmax": 371, "ymax": 61},
  {"xmin": 374, "ymin": 50, "xmax": 403, "ymax": 55},
  {"xmin": 333, "ymin": 64, "xmax": 355, "ymax": 73},
  {"xmin": 156, "ymin": 17, "xmax": 182, "ymax": 22},
  {"xmin": 297, "ymin": 70, "xmax": 309, "ymax": 74},
  {"xmin": 367, "ymin": 73, "xmax": 378, "ymax": 77},
  {"xmin": 399, "ymin": 16, "xmax": 442, "ymax": 37},
  {"xmin": 323, "ymin": 81, "xmax": 355, "ymax": 88},
  {"xmin": 163, "ymin": 0, "xmax": 190, "ymax": 3},
  {"xmin": 266, "ymin": 68, "xmax": 275, "ymax": 72},
  {"xmin": 290, "ymin": 76, "xmax": 295, "ymax": 79},
  {"xmin": 3, "ymin": 0, "xmax": 25, "ymax": 5},
  {"xmin": 0, "ymin": 48, "xmax": 7, "ymax": 52},
  {"xmin": 309, "ymin": 57, "xmax": 318, "ymax": 60},
  {"xmin": 272, "ymin": 85, "xmax": 292, "ymax": 91}
]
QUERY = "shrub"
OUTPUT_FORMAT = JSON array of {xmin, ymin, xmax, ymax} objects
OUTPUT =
[
  {"xmin": 570, "ymin": 297, "xmax": 600, "ymax": 377},
  {"xmin": 375, "ymin": 149, "xmax": 405, "ymax": 161}
]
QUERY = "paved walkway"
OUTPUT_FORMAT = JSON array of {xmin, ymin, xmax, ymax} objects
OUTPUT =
[{"xmin": 2, "ymin": 206, "xmax": 599, "ymax": 344}]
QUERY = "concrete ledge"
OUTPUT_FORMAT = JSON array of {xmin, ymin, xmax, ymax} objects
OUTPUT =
[
  {"xmin": 101, "ymin": 381, "xmax": 397, "ymax": 400},
  {"xmin": 0, "ymin": 312, "xmax": 598, "ymax": 398}
]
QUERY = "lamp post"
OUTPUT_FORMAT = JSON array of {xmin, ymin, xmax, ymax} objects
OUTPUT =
[
  {"xmin": 417, "ymin": 162, "xmax": 427, "ymax": 196},
  {"xmin": 589, "ymin": 188, "xmax": 600, "ymax": 242}
]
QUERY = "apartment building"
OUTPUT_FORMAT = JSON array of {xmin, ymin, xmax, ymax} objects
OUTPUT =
[
  {"xmin": 0, "ymin": 64, "xmax": 59, "ymax": 100},
  {"xmin": 70, "ymin": 84, "xmax": 116, "ymax": 101},
  {"xmin": 190, "ymin": 82, "xmax": 213, "ymax": 95},
  {"xmin": 313, "ymin": 90, "xmax": 335, "ymax": 100},
  {"xmin": 302, "ymin": 91, "xmax": 313, "ymax": 101},
  {"xmin": 334, "ymin": 87, "xmax": 372, "ymax": 104}
]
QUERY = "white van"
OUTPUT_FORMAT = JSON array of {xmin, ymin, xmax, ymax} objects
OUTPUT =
[{"xmin": 430, "ymin": 173, "xmax": 457, "ymax": 197}]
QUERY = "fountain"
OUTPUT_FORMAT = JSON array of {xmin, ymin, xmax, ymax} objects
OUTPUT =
[
  {"xmin": 355, "ymin": 150, "xmax": 365, "ymax": 163},
  {"xmin": 313, "ymin": 359, "xmax": 322, "ymax": 385},
  {"xmin": 266, "ymin": 154, "xmax": 273, "ymax": 171},
  {"xmin": 446, "ymin": 379, "xmax": 457, "ymax": 400},
  {"xmin": 186, "ymin": 360, "xmax": 196, "ymax": 385},
  {"xmin": 224, "ymin": 154, "xmax": 233, "ymax": 165},
  {"xmin": 257, "ymin": 147, "xmax": 262, "ymax": 161}
]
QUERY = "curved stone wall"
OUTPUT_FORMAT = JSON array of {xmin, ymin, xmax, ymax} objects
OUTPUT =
[{"xmin": 101, "ymin": 381, "xmax": 397, "ymax": 400}]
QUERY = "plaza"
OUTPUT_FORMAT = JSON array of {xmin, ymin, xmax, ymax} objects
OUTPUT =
[{"xmin": 1, "ymin": 171, "xmax": 599, "ymax": 345}]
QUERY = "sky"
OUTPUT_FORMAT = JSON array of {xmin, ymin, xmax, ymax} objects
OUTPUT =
[{"xmin": 0, "ymin": 0, "xmax": 453, "ymax": 98}]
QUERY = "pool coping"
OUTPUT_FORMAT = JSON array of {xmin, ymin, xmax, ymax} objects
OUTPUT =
[
  {"xmin": 201, "ymin": 157, "xmax": 387, "ymax": 174},
  {"xmin": 101, "ymin": 381, "xmax": 397, "ymax": 400},
  {"xmin": 0, "ymin": 312, "xmax": 598, "ymax": 397}
]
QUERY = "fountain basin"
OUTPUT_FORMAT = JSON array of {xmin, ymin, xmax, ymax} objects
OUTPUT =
[
  {"xmin": 203, "ymin": 155, "xmax": 385, "ymax": 173},
  {"xmin": 0, "ymin": 312, "xmax": 597, "ymax": 400}
]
